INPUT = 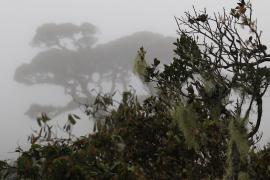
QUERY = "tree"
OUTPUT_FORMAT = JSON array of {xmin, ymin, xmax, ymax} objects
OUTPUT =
[
  {"xmin": 31, "ymin": 22, "xmax": 98, "ymax": 49},
  {"xmin": 14, "ymin": 24, "xmax": 175, "ymax": 119},
  {"xmin": 2, "ymin": 0, "xmax": 270, "ymax": 179},
  {"xmin": 173, "ymin": 0, "xmax": 270, "ymax": 138}
]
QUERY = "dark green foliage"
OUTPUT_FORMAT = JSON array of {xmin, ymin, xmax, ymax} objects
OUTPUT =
[
  {"xmin": 249, "ymin": 144, "xmax": 270, "ymax": 178},
  {"xmin": 3, "ymin": 90, "xmax": 268, "ymax": 179}
]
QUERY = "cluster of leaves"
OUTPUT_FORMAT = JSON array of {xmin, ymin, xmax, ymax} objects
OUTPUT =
[
  {"xmin": 1, "ymin": 0, "xmax": 270, "ymax": 179},
  {"xmin": 1, "ymin": 90, "xmax": 269, "ymax": 179}
]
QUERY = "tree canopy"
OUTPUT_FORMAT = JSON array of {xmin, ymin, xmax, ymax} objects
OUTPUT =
[
  {"xmin": 31, "ymin": 22, "xmax": 98, "ymax": 49},
  {"xmin": 2, "ymin": 0, "xmax": 270, "ymax": 179},
  {"xmin": 14, "ymin": 25, "xmax": 174, "ymax": 119}
]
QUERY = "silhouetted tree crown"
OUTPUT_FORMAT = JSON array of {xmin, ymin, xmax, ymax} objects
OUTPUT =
[{"xmin": 14, "ymin": 28, "xmax": 174, "ymax": 119}]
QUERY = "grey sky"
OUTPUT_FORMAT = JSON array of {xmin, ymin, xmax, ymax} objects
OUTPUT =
[{"xmin": 0, "ymin": 0, "xmax": 270, "ymax": 159}]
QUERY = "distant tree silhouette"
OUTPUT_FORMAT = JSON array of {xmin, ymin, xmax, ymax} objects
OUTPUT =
[
  {"xmin": 14, "ymin": 23, "xmax": 175, "ymax": 118},
  {"xmin": 31, "ymin": 22, "xmax": 98, "ymax": 50}
]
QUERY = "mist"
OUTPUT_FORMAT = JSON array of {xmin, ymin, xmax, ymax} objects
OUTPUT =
[{"xmin": 1, "ymin": 0, "xmax": 270, "ymax": 160}]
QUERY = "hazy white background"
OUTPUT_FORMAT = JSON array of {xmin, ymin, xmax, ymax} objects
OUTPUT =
[{"xmin": 0, "ymin": 0, "xmax": 269, "ymax": 159}]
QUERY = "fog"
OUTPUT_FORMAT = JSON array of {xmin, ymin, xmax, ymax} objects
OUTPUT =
[{"xmin": 1, "ymin": 0, "xmax": 270, "ymax": 159}]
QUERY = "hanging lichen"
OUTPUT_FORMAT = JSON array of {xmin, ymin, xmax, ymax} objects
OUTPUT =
[
  {"xmin": 238, "ymin": 171, "xmax": 249, "ymax": 180},
  {"xmin": 229, "ymin": 118, "xmax": 249, "ymax": 161},
  {"xmin": 224, "ymin": 118, "xmax": 250, "ymax": 179},
  {"xmin": 172, "ymin": 103, "xmax": 200, "ymax": 150},
  {"xmin": 203, "ymin": 79, "xmax": 215, "ymax": 96},
  {"xmin": 133, "ymin": 46, "xmax": 147, "ymax": 81}
]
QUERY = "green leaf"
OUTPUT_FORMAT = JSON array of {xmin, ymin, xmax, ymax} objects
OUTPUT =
[
  {"xmin": 153, "ymin": 58, "xmax": 160, "ymax": 66},
  {"xmin": 72, "ymin": 114, "xmax": 81, "ymax": 120},
  {"xmin": 68, "ymin": 114, "xmax": 76, "ymax": 125}
]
